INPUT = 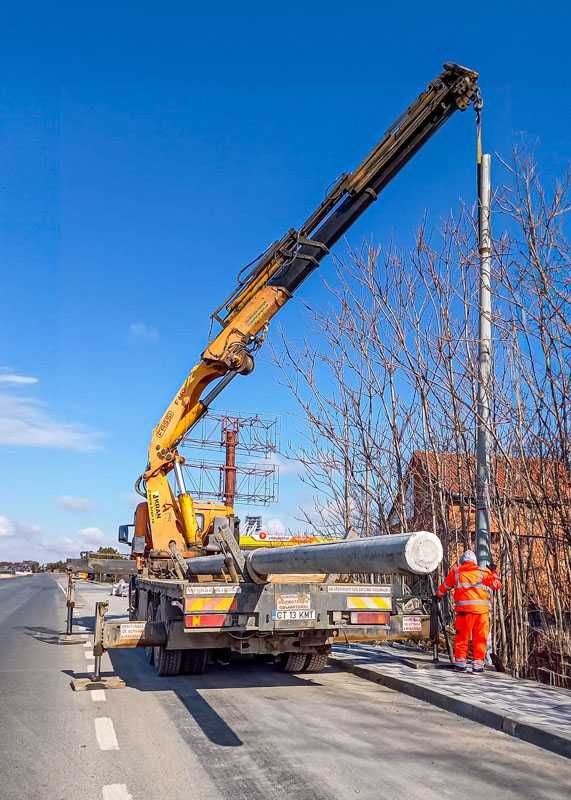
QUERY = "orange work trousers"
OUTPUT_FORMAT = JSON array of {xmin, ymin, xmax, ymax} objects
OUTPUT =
[{"xmin": 454, "ymin": 611, "xmax": 489, "ymax": 664}]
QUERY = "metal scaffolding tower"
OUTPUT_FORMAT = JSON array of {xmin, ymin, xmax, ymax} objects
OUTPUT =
[{"xmin": 180, "ymin": 412, "xmax": 279, "ymax": 506}]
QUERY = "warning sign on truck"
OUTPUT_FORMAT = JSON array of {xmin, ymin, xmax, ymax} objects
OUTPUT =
[
  {"xmin": 118, "ymin": 623, "xmax": 146, "ymax": 640},
  {"xmin": 273, "ymin": 592, "xmax": 315, "ymax": 621},
  {"xmin": 185, "ymin": 584, "xmax": 241, "ymax": 596},
  {"xmin": 402, "ymin": 615, "xmax": 422, "ymax": 632},
  {"xmin": 276, "ymin": 592, "xmax": 311, "ymax": 612},
  {"xmin": 327, "ymin": 584, "xmax": 391, "ymax": 595}
]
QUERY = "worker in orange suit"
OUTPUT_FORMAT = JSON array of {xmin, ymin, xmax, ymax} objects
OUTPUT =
[{"xmin": 435, "ymin": 550, "xmax": 501, "ymax": 673}]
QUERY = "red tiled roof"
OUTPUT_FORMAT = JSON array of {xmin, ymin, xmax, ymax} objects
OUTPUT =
[{"xmin": 409, "ymin": 451, "xmax": 571, "ymax": 502}]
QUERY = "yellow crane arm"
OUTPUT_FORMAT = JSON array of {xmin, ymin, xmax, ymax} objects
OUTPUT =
[{"xmin": 141, "ymin": 63, "xmax": 480, "ymax": 550}]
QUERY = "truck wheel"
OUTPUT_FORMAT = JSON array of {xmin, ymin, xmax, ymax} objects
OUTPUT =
[
  {"xmin": 154, "ymin": 646, "xmax": 182, "ymax": 677},
  {"xmin": 144, "ymin": 600, "xmax": 155, "ymax": 665},
  {"xmin": 302, "ymin": 652, "xmax": 329, "ymax": 673},
  {"xmin": 278, "ymin": 652, "xmax": 307, "ymax": 673},
  {"xmin": 152, "ymin": 605, "xmax": 182, "ymax": 677},
  {"xmin": 181, "ymin": 649, "xmax": 209, "ymax": 675}
]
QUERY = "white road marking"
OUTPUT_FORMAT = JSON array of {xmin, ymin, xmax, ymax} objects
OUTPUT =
[
  {"xmin": 83, "ymin": 640, "xmax": 92, "ymax": 648},
  {"xmin": 57, "ymin": 583, "xmax": 67, "ymax": 596},
  {"xmin": 87, "ymin": 663, "xmax": 94, "ymax": 672},
  {"xmin": 102, "ymin": 785, "xmax": 132, "ymax": 800},
  {"xmin": 103, "ymin": 783, "xmax": 133, "ymax": 800},
  {"xmin": 91, "ymin": 690, "xmax": 106, "ymax": 702},
  {"xmin": 94, "ymin": 717, "xmax": 119, "ymax": 751},
  {"xmin": 84, "ymin": 650, "xmax": 94, "ymax": 659}
]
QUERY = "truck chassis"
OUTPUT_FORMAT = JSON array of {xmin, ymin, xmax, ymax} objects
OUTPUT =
[{"xmin": 94, "ymin": 576, "xmax": 430, "ymax": 676}]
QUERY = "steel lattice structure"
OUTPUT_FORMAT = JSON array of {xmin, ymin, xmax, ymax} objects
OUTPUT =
[{"xmin": 181, "ymin": 411, "xmax": 279, "ymax": 505}]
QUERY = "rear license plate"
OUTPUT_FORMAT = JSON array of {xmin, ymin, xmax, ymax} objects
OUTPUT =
[{"xmin": 272, "ymin": 609, "xmax": 316, "ymax": 621}]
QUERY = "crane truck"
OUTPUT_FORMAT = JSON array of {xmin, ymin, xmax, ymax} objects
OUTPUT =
[{"xmin": 92, "ymin": 63, "xmax": 481, "ymax": 678}]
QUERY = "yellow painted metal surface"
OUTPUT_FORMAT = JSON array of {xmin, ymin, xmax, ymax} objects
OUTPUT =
[
  {"xmin": 346, "ymin": 596, "xmax": 392, "ymax": 610},
  {"xmin": 185, "ymin": 595, "xmax": 238, "ymax": 613},
  {"xmin": 179, "ymin": 492, "xmax": 199, "ymax": 545},
  {"xmin": 239, "ymin": 533, "xmax": 342, "ymax": 549},
  {"xmin": 145, "ymin": 472, "xmax": 187, "ymax": 552}
]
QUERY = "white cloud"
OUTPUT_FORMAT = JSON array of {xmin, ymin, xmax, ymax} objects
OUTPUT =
[
  {"xmin": 0, "ymin": 515, "xmax": 41, "ymax": 562},
  {"xmin": 0, "ymin": 515, "xmax": 15, "ymax": 537},
  {"xmin": 78, "ymin": 527, "xmax": 106, "ymax": 546},
  {"xmin": 269, "ymin": 452, "xmax": 303, "ymax": 477},
  {"xmin": 243, "ymin": 453, "xmax": 303, "ymax": 478},
  {"xmin": 0, "ymin": 372, "xmax": 38, "ymax": 385},
  {"xmin": 0, "ymin": 514, "xmax": 40, "ymax": 539},
  {"xmin": 129, "ymin": 321, "xmax": 159, "ymax": 342},
  {"xmin": 265, "ymin": 517, "xmax": 286, "ymax": 535},
  {"xmin": 36, "ymin": 527, "xmax": 109, "ymax": 561},
  {"xmin": 57, "ymin": 496, "xmax": 94, "ymax": 512},
  {"xmin": 0, "ymin": 517, "xmax": 114, "ymax": 562},
  {"xmin": 0, "ymin": 393, "xmax": 103, "ymax": 451},
  {"xmin": 120, "ymin": 491, "xmax": 142, "ymax": 509}
]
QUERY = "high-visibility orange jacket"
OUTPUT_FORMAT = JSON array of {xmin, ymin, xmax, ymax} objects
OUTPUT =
[{"xmin": 436, "ymin": 562, "xmax": 501, "ymax": 614}]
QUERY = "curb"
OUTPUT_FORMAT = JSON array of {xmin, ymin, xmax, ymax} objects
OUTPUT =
[{"xmin": 330, "ymin": 655, "xmax": 571, "ymax": 760}]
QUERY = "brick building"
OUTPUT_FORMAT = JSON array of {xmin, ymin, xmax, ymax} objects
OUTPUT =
[{"xmin": 389, "ymin": 450, "xmax": 570, "ymax": 615}]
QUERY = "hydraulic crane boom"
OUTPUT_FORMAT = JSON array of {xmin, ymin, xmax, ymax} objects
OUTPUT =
[{"xmin": 140, "ymin": 63, "xmax": 480, "ymax": 553}]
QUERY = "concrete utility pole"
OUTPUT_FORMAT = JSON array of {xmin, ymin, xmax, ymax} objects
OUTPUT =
[{"xmin": 476, "ymin": 152, "xmax": 492, "ymax": 567}]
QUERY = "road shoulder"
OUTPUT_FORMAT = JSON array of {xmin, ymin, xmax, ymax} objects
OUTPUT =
[{"xmin": 330, "ymin": 646, "xmax": 571, "ymax": 760}]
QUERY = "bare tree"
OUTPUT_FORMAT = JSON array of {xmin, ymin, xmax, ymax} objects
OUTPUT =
[{"xmin": 276, "ymin": 150, "xmax": 570, "ymax": 684}]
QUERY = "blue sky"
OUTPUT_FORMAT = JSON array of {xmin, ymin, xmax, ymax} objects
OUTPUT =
[{"xmin": 1, "ymin": 2, "xmax": 569, "ymax": 560}]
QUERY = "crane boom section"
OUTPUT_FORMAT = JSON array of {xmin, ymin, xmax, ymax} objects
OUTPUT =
[
  {"xmin": 143, "ymin": 63, "xmax": 479, "ymax": 550},
  {"xmin": 147, "ymin": 63, "xmax": 479, "ymax": 474}
]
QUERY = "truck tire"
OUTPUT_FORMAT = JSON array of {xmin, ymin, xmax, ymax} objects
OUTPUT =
[
  {"xmin": 302, "ymin": 652, "xmax": 329, "ymax": 673},
  {"xmin": 154, "ymin": 646, "xmax": 182, "ymax": 677},
  {"xmin": 181, "ymin": 649, "xmax": 209, "ymax": 675},
  {"xmin": 278, "ymin": 652, "xmax": 307, "ymax": 673},
  {"xmin": 152, "ymin": 605, "xmax": 182, "ymax": 677}
]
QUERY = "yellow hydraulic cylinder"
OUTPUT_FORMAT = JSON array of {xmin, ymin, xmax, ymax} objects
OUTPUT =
[
  {"xmin": 179, "ymin": 491, "xmax": 199, "ymax": 546},
  {"xmin": 171, "ymin": 458, "xmax": 200, "ymax": 547}
]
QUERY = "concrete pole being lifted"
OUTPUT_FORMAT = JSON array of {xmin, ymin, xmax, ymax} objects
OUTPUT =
[
  {"xmin": 184, "ymin": 531, "xmax": 444, "ymax": 580},
  {"xmin": 248, "ymin": 531, "xmax": 443, "ymax": 580},
  {"xmin": 476, "ymin": 152, "xmax": 492, "ymax": 568}
]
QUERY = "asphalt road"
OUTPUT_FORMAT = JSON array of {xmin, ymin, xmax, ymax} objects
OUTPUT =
[{"xmin": 1, "ymin": 573, "xmax": 570, "ymax": 800}]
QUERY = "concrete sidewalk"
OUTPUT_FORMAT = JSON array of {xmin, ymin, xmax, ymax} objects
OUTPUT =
[{"xmin": 330, "ymin": 644, "xmax": 571, "ymax": 759}]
